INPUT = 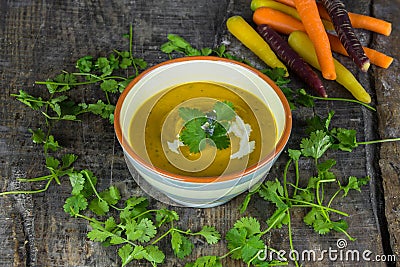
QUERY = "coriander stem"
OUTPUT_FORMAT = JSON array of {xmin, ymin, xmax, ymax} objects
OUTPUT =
[
  {"xmin": 283, "ymin": 159, "xmax": 292, "ymax": 201},
  {"xmin": 151, "ymin": 227, "xmax": 174, "ymax": 245},
  {"xmin": 357, "ymin": 137, "xmax": 400, "ymax": 146},
  {"xmin": 219, "ymin": 246, "xmax": 241, "ymax": 260},
  {"xmin": 312, "ymin": 95, "xmax": 376, "ymax": 111},
  {"xmin": 17, "ymin": 174, "xmax": 53, "ymax": 182},
  {"xmin": 260, "ymin": 207, "xmax": 289, "ymax": 235},
  {"xmin": 327, "ymin": 188, "xmax": 342, "ymax": 209},
  {"xmin": 293, "ymin": 159, "xmax": 300, "ymax": 197},
  {"xmin": 287, "ymin": 210, "xmax": 299, "ymax": 267},
  {"xmin": 288, "ymin": 199, "xmax": 348, "ymax": 216},
  {"xmin": 0, "ymin": 177, "xmax": 53, "ymax": 196}
]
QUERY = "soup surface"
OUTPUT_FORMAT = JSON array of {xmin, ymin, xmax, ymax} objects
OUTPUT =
[{"xmin": 129, "ymin": 81, "xmax": 277, "ymax": 177}]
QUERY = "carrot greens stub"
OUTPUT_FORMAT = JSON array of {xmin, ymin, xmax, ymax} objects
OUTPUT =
[{"xmin": 321, "ymin": 0, "xmax": 370, "ymax": 72}]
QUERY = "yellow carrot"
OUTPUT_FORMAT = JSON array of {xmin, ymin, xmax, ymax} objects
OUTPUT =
[
  {"xmin": 288, "ymin": 31, "xmax": 371, "ymax": 103},
  {"xmin": 226, "ymin": 15, "xmax": 288, "ymax": 75}
]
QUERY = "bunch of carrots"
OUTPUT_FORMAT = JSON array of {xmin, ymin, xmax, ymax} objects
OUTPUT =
[{"xmin": 226, "ymin": 0, "xmax": 393, "ymax": 103}]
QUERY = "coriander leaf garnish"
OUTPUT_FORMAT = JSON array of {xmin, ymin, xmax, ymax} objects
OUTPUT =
[{"xmin": 178, "ymin": 101, "xmax": 235, "ymax": 153}]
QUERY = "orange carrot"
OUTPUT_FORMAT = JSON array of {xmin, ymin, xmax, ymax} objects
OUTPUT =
[
  {"xmin": 317, "ymin": 3, "xmax": 392, "ymax": 36},
  {"xmin": 276, "ymin": 0, "xmax": 391, "ymax": 36},
  {"xmin": 274, "ymin": 0, "xmax": 295, "ymax": 7},
  {"xmin": 250, "ymin": 0, "xmax": 335, "ymax": 31},
  {"xmin": 327, "ymin": 34, "xmax": 393, "ymax": 69},
  {"xmin": 253, "ymin": 7, "xmax": 305, "ymax": 35},
  {"xmin": 293, "ymin": 0, "xmax": 336, "ymax": 80}
]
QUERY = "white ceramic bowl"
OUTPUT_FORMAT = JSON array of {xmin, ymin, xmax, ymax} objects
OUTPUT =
[{"xmin": 114, "ymin": 56, "xmax": 292, "ymax": 208}]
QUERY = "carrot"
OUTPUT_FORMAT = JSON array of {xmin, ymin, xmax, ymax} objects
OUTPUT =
[
  {"xmin": 293, "ymin": 0, "xmax": 336, "ymax": 80},
  {"xmin": 252, "ymin": 8, "xmax": 393, "ymax": 69},
  {"xmin": 226, "ymin": 16, "xmax": 288, "ymax": 75},
  {"xmin": 275, "ymin": 0, "xmax": 391, "ymax": 36},
  {"xmin": 273, "ymin": 0, "xmax": 295, "ymax": 7},
  {"xmin": 317, "ymin": 3, "xmax": 392, "ymax": 36},
  {"xmin": 253, "ymin": 7, "xmax": 305, "ymax": 35},
  {"xmin": 328, "ymin": 34, "xmax": 393, "ymax": 69},
  {"xmin": 250, "ymin": 0, "xmax": 334, "ymax": 31},
  {"xmin": 257, "ymin": 24, "xmax": 327, "ymax": 97},
  {"xmin": 288, "ymin": 31, "xmax": 371, "ymax": 103},
  {"xmin": 321, "ymin": 0, "xmax": 370, "ymax": 72}
]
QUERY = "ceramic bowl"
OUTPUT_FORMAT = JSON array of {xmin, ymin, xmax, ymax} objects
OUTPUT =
[{"xmin": 114, "ymin": 56, "xmax": 292, "ymax": 208}]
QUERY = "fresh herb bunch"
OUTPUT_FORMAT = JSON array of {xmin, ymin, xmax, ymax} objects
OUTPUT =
[{"xmin": 179, "ymin": 101, "xmax": 236, "ymax": 153}]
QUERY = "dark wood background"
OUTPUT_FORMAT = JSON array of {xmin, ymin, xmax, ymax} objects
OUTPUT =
[{"xmin": 0, "ymin": 0, "xmax": 399, "ymax": 266}]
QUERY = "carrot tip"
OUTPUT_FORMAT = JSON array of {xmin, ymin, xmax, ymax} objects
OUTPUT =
[{"xmin": 361, "ymin": 61, "xmax": 371, "ymax": 72}]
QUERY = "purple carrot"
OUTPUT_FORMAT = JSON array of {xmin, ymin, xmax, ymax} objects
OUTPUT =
[
  {"xmin": 257, "ymin": 24, "xmax": 328, "ymax": 98},
  {"xmin": 321, "ymin": 0, "xmax": 370, "ymax": 72}
]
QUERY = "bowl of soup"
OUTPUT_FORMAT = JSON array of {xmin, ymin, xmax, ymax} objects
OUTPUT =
[{"xmin": 114, "ymin": 56, "xmax": 292, "ymax": 208}]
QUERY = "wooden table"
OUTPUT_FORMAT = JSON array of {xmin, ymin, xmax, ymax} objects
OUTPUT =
[{"xmin": 1, "ymin": 0, "xmax": 399, "ymax": 266}]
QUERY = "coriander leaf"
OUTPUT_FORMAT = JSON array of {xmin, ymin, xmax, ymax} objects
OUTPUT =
[
  {"xmin": 44, "ymin": 135, "xmax": 61, "ymax": 152},
  {"xmin": 118, "ymin": 244, "xmax": 134, "ymax": 267},
  {"xmin": 120, "ymin": 196, "xmax": 149, "ymax": 223},
  {"xmin": 100, "ymin": 79, "xmax": 118, "ymax": 93},
  {"xmin": 76, "ymin": 56, "xmax": 93, "ymax": 73},
  {"xmin": 171, "ymin": 231, "xmax": 193, "ymax": 259},
  {"xmin": 300, "ymin": 130, "xmax": 332, "ymax": 159},
  {"xmin": 317, "ymin": 159, "xmax": 336, "ymax": 172},
  {"xmin": 119, "ymin": 244, "xmax": 148, "ymax": 267},
  {"xmin": 331, "ymin": 128, "xmax": 358, "ymax": 152},
  {"xmin": 185, "ymin": 255, "xmax": 222, "ymax": 267},
  {"xmin": 29, "ymin": 128, "xmax": 46, "ymax": 144},
  {"xmin": 12, "ymin": 90, "xmax": 45, "ymax": 110},
  {"xmin": 296, "ymin": 89, "xmax": 315, "ymax": 107},
  {"xmin": 233, "ymin": 217, "xmax": 261, "ymax": 237},
  {"xmin": 261, "ymin": 67, "xmax": 290, "ymax": 86},
  {"xmin": 241, "ymin": 235, "xmax": 265, "ymax": 263},
  {"xmin": 341, "ymin": 176, "xmax": 370, "ymax": 197},
  {"xmin": 64, "ymin": 194, "xmax": 88, "ymax": 216},
  {"xmin": 180, "ymin": 118, "xmax": 207, "ymax": 153},
  {"xmin": 133, "ymin": 57, "xmax": 148, "ymax": 70},
  {"xmin": 266, "ymin": 207, "xmax": 289, "ymax": 229},
  {"xmin": 209, "ymin": 122, "xmax": 230, "ymax": 150},
  {"xmin": 214, "ymin": 101, "xmax": 235, "ymax": 121},
  {"xmin": 143, "ymin": 245, "xmax": 165, "ymax": 265},
  {"xmin": 226, "ymin": 227, "xmax": 247, "ymax": 260},
  {"xmin": 171, "ymin": 231, "xmax": 183, "ymax": 254},
  {"xmin": 119, "ymin": 57, "xmax": 132, "ymax": 69},
  {"xmin": 46, "ymin": 156, "xmax": 60, "ymax": 170},
  {"xmin": 89, "ymin": 198, "xmax": 110, "ymax": 216},
  {"xmin": 124, "ymin": 218, "xmax": 157, "ymax": 242},
  {"xmin": 179, "ymin": 107, "xmax": 204, "ymax": 122},
  {"xmin": 288, "ymin": 149, "xmax": 301, "ymax": 161},
  {"xmin": 155, "ymin": 208, "xmax": 179, "ymax": 227},
  {"xmin": 87, "ymin": 228, "xmax": 113, "ymax": 242},
  {"xmin": 95, "ymin": 57, "xmax": 111, "ymax": 74},
  {"xmin": 197, "ymin": 226, "xmax": 221, "ymax": 244},
  {"xmin": 79, "ymin": 169, "xmax": 98, "ymax": 198},
  {"xmin": 99, "ymin": 185, "xmax": 121, "ymax": 206},
  {"xmin": 110, "ymin": 235, "xmax": 126, "ymax": 245},
  {"xmin": 258, "ymin": 179, "xmax": 287, "ymax": 209},
  {"xmin": 61, "ymin": 153, "xmax": 78, "ymax": 168},
  {"xmin": 104, "ymin": 217, "xmax": 118, "ymax": 231},
  {"xmin": 136, "ymin": 218, "xmax": 157, "ymax": 242},
  {"xmin": 68, "ymin": 171, "xmax": 85, "ymax": 195}
]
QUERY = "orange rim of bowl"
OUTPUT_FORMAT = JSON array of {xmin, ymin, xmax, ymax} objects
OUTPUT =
[{"xmin": 114, "ymin": 56, "xmax": 292, "ymax": 183}]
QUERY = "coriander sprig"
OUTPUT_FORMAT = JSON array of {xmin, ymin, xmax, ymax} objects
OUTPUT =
[{"xmin": 179, "ymin": 101, "xmax": 236, "ymax": 153}]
